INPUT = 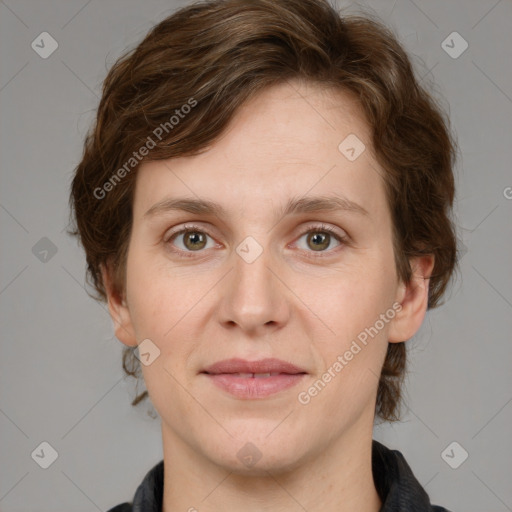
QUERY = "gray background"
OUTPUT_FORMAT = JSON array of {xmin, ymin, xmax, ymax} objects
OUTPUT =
[{"xmin": 1, "ymin": 0, "xmax": 511, "ymax": 511}]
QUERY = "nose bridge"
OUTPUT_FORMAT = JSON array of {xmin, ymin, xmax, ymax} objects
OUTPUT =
[{"xmin": 221, "ymin": 233, "xmax": 286, "ymax": 330}]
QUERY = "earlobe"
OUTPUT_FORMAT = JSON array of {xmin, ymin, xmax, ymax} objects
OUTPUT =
[
  {"xmin": 388, "ymin": 255, "xmax": 435, "ymax": 343},
  {"xmin": 100, "ymin": 262, "xmax": 138, "ymax": 347}
]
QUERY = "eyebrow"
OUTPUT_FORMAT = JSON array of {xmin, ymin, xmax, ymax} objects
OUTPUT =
[{"xmin": 143, "ymin": 194, "xmax": 369, "ymax": 221}]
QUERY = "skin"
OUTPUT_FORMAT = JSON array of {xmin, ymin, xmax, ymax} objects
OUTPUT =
[{"xmin": 102, "ymin": 79, "xmax": 433, "ymax": 512}]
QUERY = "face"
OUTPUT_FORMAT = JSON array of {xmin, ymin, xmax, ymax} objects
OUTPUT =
[{"xmin": 105, "ymin": 80, "xmax": 430, "ymax": 475}]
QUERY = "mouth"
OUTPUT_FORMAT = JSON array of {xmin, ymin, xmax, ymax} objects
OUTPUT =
[{"xmin": 200, "ymin": 358, "xmax": 307, "ymax": 399}]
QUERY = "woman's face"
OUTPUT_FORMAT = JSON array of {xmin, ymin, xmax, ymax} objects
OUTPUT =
[{"xmin": 107, "ymin": 80, "xmax": 422, "ymax": 474}]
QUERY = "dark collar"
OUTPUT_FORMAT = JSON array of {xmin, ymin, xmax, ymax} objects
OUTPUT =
[
  {"xmin": 372, "ymin": 440, "xmax": 449, "ymax": 511},
  {"xmin": 112, "ymin": 440, "xmax": 450, "ymax": 512}
]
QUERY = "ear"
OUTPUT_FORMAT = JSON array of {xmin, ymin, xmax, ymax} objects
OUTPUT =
[
  {"xmin": 388, "ymin": 255, "xmax": 435, "ymax": 343},
  {"xmin": 100, "ymin": 262, "xmax": 138, "ymax": 347}
]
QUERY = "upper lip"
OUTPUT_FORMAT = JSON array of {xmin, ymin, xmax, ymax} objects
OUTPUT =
[{"xmin": 202, "ymin": 358, "xmax": 307, "ymax": 375}]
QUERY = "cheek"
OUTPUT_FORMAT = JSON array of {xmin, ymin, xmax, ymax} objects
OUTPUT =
[
  {"xmin": 298, "ymin": 272, "xmax": 394, "ymax": 418},
  {"xmin": 131, "ymin": 274, "xmax": 202, "ymax": 413},
  {"xmin": 301, "ymin": 260, "xmax": 397, "ymax": 396},
  {"xmin": 307, "ymin": 263, "xmax": 396, "ymax": 337},
  {"xmin": 126, "ymin": 245, "xmax": 190, "ymax": 335},
  {"xmin": 126, "ymin": 259, "xmax": 210, "ymax": 384}
]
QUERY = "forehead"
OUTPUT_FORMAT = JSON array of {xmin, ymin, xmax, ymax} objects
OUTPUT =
[
  {"xmin": 216, "ymin": 80, "xmax": 374, "ymax": 161},
  {"xmin": 133, "ymin": 80, "xmax": 385, "ymax": 220}
]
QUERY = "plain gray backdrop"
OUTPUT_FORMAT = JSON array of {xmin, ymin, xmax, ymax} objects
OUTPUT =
[{"xmin": 1, "ymin": 0, "xmax": 511, "ymax": 511}]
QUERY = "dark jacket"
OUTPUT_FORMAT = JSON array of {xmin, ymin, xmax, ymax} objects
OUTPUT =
[{"xmin": 107, "ymin": 440, "xmax": 451, "ymax": 512}]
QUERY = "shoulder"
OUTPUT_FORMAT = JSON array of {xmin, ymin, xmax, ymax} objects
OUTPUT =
[
  {"xmin": 372, "ymin": 440, "xmax": 453, "ymax": 512},
  {"xmin": 105, "ymin": 502, "xmax": 132, "ymax": 512},
  {"xmin": 106, "ymin": 459, "xmax": 164, "ymax": 512}
]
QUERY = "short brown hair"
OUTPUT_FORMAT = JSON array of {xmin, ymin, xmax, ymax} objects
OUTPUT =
[{"xmin": 67, "ymin": 0, "xmax": 458, "ymax": 422}]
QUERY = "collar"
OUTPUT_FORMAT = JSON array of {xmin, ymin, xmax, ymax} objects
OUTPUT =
[
  {"xmin": 120, "ymin": 440, "xmax": 449, "ymax": 512},
  {"xmin": 372, "ymin": 440, "xmax": 449, "ymax": 511}
]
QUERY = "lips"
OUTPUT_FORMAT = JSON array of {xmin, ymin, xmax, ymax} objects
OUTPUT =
[
  {"xmin": 201, "ymin": 358, "xmax": 306, "ymax": 375},
  {"xmin": 201, "ymin": 358, "xmax": 307, "ymax": 399}
]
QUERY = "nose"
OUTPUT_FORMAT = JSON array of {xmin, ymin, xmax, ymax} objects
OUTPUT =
[{"xmin": 217, "ymin": 238, "xmax": 290, "ymax": 335}]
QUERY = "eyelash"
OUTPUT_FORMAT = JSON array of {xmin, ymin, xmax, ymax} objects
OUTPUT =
[{"xmin": 164, "ymin": 223, "xmax": 348, "ymax": 259}]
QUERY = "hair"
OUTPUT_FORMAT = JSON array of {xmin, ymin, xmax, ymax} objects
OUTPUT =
[{"xmin": 67, "ymin": 0, "xmax": 458, "ymax": 422}]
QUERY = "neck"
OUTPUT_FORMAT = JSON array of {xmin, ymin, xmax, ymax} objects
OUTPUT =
[{"xmin": 161, "ymin": 419, "xmax": 382, "ymax": 512}]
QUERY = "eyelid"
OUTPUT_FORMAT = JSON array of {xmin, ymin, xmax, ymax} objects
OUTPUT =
[{"xmin": 163, "ymin": 222, "xmax": 216, "ymax": 243}]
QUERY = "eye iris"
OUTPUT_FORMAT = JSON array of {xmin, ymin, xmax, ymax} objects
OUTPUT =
[
  {"xmin": 308, "ymin": 232, "xmax": 330, "ymax": 251},
  {"xmin": 184, "ymin": 231, "xmax": 206, "ymax": 250}
]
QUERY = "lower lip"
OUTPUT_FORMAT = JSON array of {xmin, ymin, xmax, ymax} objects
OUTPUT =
[{"xmin": 203, "ymin": 373, "xmax": 306, "ymax": 399}]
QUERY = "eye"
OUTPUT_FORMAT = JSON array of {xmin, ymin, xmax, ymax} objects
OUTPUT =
[
  {"xmin": 164, "ymin": 222, "xmax": 347, "ymax": 258},
  {"xmin": 294, "ymin": 223, "xmax": 346, "ymax": 256},
  {"xmin": 164, "ymin": 224, "xmax": 216, "ymax": 257}
]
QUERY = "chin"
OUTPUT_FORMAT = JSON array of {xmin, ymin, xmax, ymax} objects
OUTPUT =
[{"xmin": 207, "ymin": 432, "xmax": 310, "ymax": 476}]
